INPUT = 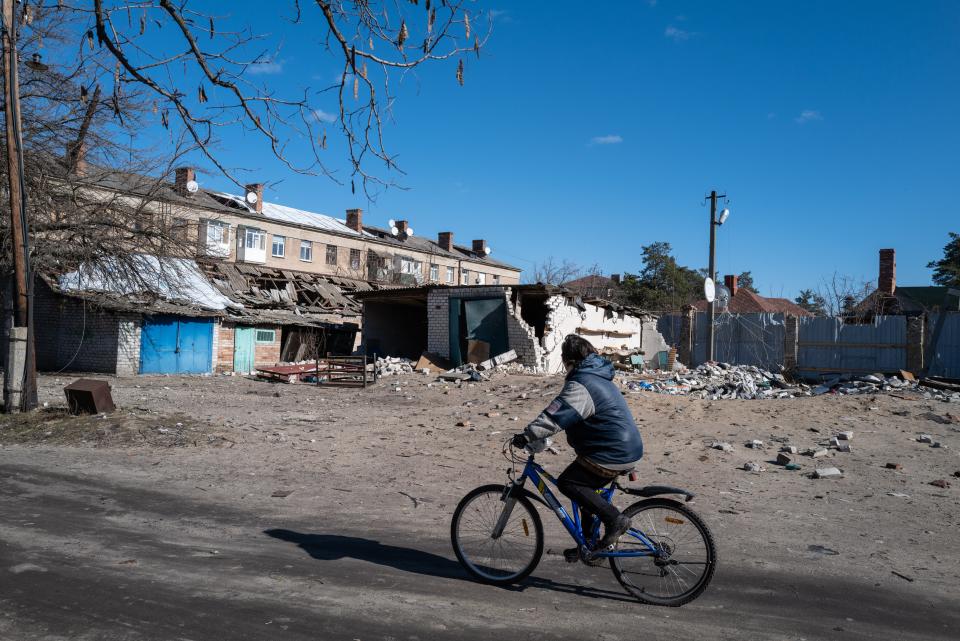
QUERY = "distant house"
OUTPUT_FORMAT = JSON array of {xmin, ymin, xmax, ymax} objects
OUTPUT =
[
  {"xmin": 855, "ymin": 248, "xmax": 960, "ymax": 316},
  {"xmin": 693, "ymin": 275, "xmax": 813, "ymax": 316},
  {"xmin": 563, "ymin": 274, "xmax": 623, "ymax": 300}
]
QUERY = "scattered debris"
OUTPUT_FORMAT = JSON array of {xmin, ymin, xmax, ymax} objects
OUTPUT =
[
  {"xmin": 805, "ymin": 448, "xmax": 829, "ymax": 458},
  {"xmin": 891, "ymin": 570, "xmax": 915, "ymax": 582},
  {"xmin": 776, "ymin": 452, "xmax": 793, "ymax": 466},
  {"xmin": 743, "ymin": 461, "xmax": 765, "ymax": 472},
  {"xmin": 784, "ymin": 463, "xmax": 802, "ymax": 471},
  {"xmin": 780, "ymin": 445, "xmax": 798, "ymax": 454},
  {"xmin": 837, "ymin": 431, "xmax": 853, "ymax": 441},
  {"xmin": 887, "ymin": 492, "xmax": 911, "ymax": 498},
  {"xmin": 929, "ymin": 479, "xmax": 951, "ymax": 489},
  {"xmin": 747, "ymin": 439, "xmax": 765, "ymax": 449},
  {"xmin": 376, "ymin": 357, "xmax": 415, "ymax": 376},
  {"xmin": 885, "ymin": 463, "xmax": 903, "ymax": 470},
  {"xmin": 271, "ymin": 489, "xmax": 293, "ymax": 498},
  {"xmin": 917, "ymin": 434, "xmax": 934, "ymax": 444},
  {"xmin": 813, "ymin": 467, "xmax": 843, "ymax": 479},
  {"xmin": 710, "ymin": 441, "xmax": 734, "ymax": 452}
]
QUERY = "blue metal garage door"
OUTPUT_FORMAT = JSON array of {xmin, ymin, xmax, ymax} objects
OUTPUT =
[{"xmin": 140, "ymin": 316, "xmax": 214, "ymax": 374}]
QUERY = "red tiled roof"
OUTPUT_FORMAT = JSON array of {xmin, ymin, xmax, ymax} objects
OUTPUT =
[{"xmin": 694, "ymin": 290, "xmax": 813, "ymax": 316}]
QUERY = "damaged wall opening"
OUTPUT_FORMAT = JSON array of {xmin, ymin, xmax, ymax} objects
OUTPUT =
[
  {"xmin": 448, "ymin": 297, "xmax": 509, "ymax": 366},
  {"xmin": 363, "ymin": 299, "xmax": 427, "ymax": 359},
  {"xmin": 517, "ymin": 291, "xmax": 550, "ymax": 338}
]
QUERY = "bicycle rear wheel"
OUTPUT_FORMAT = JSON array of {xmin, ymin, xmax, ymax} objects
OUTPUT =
[
  {"xmin": 610, "ymin": 498, "xmax": 717, "ymax": 606},
  {"xmin": 451, "ymin": 484, "xmax": 543, "ymax": 585}
]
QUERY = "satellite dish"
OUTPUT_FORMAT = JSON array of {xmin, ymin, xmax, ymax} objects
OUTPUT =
[
  {"xmin": 715, "ymin": 284, "xmax": 731, "ymax": 311},
  {"xmin": 185, "ymin": 179, "xmax": 199, "ymax": 193},
  {"xmin": 484, "ymin": 246, "xmax": 492, "ymax": 255},
  {"xmin": 390, "ymin": 226, "xmax": 399, "ymax": 236},
  {"xmin": 406, "ymin": 228, "xmax": 414, "ymax": 237},
  {"xmin": 245, "ymin": 191, "xmax": 259, "ymax": 204},
  {"xmin": 704, "ymin": 277, "xmax": 716, "ymax": 303},
  {"xmin": 388, "ymin": 219, "xmax": 395, "ymax": 227}
]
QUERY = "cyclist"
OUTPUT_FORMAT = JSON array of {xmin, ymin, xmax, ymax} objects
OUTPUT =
[{"xmin": 512, "ymin": 334, "xmax": 643, "ymax": 560}]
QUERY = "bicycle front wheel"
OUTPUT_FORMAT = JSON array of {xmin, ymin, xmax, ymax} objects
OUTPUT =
[
  {"xmin": 451, "ymin": 484, "xmax": 543, "ymax": 585},
  {"xmin": 610, "ymin": 498, "xmax": 717, "ymax": 606}
]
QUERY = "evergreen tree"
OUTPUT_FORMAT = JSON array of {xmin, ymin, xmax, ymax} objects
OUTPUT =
[{"xmin": 927, "ymin": 232, "xmax": 960, "ymax": 286}]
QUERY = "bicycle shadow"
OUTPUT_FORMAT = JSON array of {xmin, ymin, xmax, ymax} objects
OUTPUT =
[{"xmin": 263, "ymin": 529, "xmax": 636, "ymax": 604}]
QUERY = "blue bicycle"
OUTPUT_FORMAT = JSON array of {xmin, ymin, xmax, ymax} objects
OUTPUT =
[{"xmin": 450, "ymin": 440, "xmax": 717, "ymax": 606}]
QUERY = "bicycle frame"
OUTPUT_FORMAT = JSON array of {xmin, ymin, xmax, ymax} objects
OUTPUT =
[{"xmin": 509, "ymin": 455, "xmax": 660, "ymax": 558}]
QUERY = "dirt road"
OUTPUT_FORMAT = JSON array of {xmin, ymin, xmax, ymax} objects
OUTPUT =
[{"xmin": 1, "ymin": 373, "xmax": 958, "ymax": 640}]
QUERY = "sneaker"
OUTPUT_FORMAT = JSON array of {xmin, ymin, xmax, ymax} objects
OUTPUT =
[
  {"xmin": 593, "ymin": 514, "xmax": 632, "ymax": 553},
  {"xmin": 564, "ymin": 546, "xmax": 605, "ymax": 567}
]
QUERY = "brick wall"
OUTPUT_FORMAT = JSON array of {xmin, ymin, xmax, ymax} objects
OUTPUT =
[
  {"xmin": 216, "ymin": 322, "xmax": 235, "ymax": 373},
  {"xmin": 215, "ymin": 322, "xmax": 282, "ymax": 372},
  {"xmin": 34, "ymin": 281, "xmax": 141, "ymax": 374}
]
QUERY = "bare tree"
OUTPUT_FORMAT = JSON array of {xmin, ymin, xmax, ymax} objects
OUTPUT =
[
  {"xmin": 816, "ymin": 271, "xmax": 874, "ymax": 317},
  {"xmin": 65, "ymin": 0, "xmax": 489, "ymax": 196},
  {"xmin": 528, "ymin": 256, "xmax": 581, "ymax": 286}
]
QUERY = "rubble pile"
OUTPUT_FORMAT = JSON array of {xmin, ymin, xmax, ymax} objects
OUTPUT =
[
  {"xmin": 376, "ymin": 357, "xmax": 415, "ymax": 376},
  {"xmin": 626, "ymin": 363, "xmax": 804, "ymax": 400},
  {"xmin": 625, "ymin": 362, "xmax": 960, "ymax": 402}
]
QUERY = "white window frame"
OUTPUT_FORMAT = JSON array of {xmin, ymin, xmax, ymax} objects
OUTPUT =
[
  {"xmin": 206, "ymin": 220, "xmax": 229, "ymax": 245},
  {"xmin": 300, "ymin": 240, "xmax": 313, "ymax": 262},
  {"xmin": 350, "ymin": 248, "xmax": 361, "ymax": 270},
  {"xmin": 429, "ymin": 264, "xmax": 439, "ymax": 281},
  {"xmin": 493, "ymin": 274, "xmax": 501, "ymax": 285},
  {"xmin": 244, "ymin": 228, "xmax": 266, "ymax": 251},
  {"xmin": 446, "ymin": 266, "xmax": 455, "ymax": 284},
  {"xmin": 461, "ymin": 269, "xmax": 469, "ymax": 285},
  {"xmin": 271, "ymin": 235, "xmax": 286, "ymax": 257},
  {"xmin": 326, "ymin": 244, "xmax": 338, "ymax": 266}
]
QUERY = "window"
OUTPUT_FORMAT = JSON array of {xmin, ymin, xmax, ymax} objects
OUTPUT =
[
  {"xmin": 300, "ymin": 240, "xmax": 313, "ymax": 261},
  {"xmin": 493, "ymin": 274, "xmax": 500, "ymax": 285},
  {"xmin": 255, "ymin": 329, "xmax": 276, "ymax": 344},
  {"xmin": 272, "ymin": 235, "xmax": 286, "ymax": 257},
  {"xmin": 446, "ymin": 266, "xmax": 455, "ymax": 284},
  {"xmin": 350, "ymin": 248, "xmax": 361, "ymax": 270},
  {"xmin": 244, "ymin": 228, "xmax": 266, "ymax": 250},
  {"xmin": 326, "ymin": 244, "xmax": 338, "ymax": 266},
  {"xmin": 461, "ymin": 269, "xmax": 469, "ymax": 285},
  {"xmin": 429, "ymin": 264, "xmax": 439, "ymax": 281},
  {"xmin": 476, "ymin": 273, "xmax": 486, "ymax": 285},
  {"xmin": 206, "ymin": 220, "xmax": 229, "ymax": 245}
]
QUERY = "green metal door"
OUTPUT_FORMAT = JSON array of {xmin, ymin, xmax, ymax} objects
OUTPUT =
[{"xmin": 234, "ymin": 326, "xmax": 256, "ymax": 373}]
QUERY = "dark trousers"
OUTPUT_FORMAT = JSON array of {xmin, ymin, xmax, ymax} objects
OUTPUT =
[{"xmin": 556, "ymin": 458, "xmax": 622, "ymax": 537}]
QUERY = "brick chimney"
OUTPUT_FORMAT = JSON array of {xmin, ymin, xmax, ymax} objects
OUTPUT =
[
  {"xmin": 174, "ymin": 167, "xmax": 195, "ymax": 197},
  {"xmin": 244, "ymin": 183, "xmax": 264, "ymax": 214},
  {"xmin": 66, "ymin": 141, "xmax": 87, "ymax": 175},
  {"xmin": 724, "ymin": 274, "xmax": 739, "ymax": 297},
  {"xmin": 472, "ymin": 239, "xmax": 488, "ymax": 255},
  {"xmin": 395, "ymin": 220, "xmax": 409, "ymax": 236},
  {"xmin": 879, "ymin": 248, "xmax": 896, "ymax": 295},
  {"xmin": 345, "ymin": 208, "xmax": 363, "ymax": 233},
  {"xmin": 438, "ymin": 231, "xmax": 454, "ymax": 252}
]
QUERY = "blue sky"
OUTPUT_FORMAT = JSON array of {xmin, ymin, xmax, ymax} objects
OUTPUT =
[{"xmin": 137, "ymin": 1, "xmax": 959, "ymax": 297}]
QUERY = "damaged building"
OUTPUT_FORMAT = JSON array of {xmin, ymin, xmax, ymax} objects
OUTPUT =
[
  {"xmin": 356, "ymin": 284, "xmax": 668, "ymax": 374},
  {"xmin": 26, "ymin": 159, "xmax": 521, "ymax": 376}
]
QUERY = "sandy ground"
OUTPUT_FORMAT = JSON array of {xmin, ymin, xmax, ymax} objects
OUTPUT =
[{"xmin": 1, "ymin": 370, "xmax": 959, "ymax": 638}]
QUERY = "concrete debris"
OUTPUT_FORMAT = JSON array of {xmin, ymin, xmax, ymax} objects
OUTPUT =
[
  {"xmin": 929, "ymin": 479, "xmax": 951, "ymax": 489},
  {"xmin": 781, "ymin": 445, "xmax": 798, "ymax": 454},
  {"xmin": 885, "ymin": 463, "xmax": 903, "ymax": 470},
  {"xmin": 747, "ymin": 439, "xmax": 765, "ymax": 449},
  {"xmin": 776, "ymin": 452, "xmax": 793, "ymax": 466},
  {"xmin": 711, "ymin": 441, "xmax": 734, "ymax": 452},
  {"xmin": 376, "ymin": 357, "xmax": 415, "ymax": 376},
  {"xmin": 627, "ymin": 366, "xmax": 960, "ymax": 403},
  {"xmin": 805, "ymin": 448, "xmax": 829, "ymax": 458},
  {"xmin": 743, "ymin": 461, "xmax": 765, "ymax": 472},
  {"xmin": 837, "ymin": 431, "xmax": 854, "ymax": 441},
  {"xmin": 917, "ymin": 434, "xmax": 934, "ymax": 444},
  {"xmin": 814, "ymin": 467, "xmax": 844, "ymax": 479}
]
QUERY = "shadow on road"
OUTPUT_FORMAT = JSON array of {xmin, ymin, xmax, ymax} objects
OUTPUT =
[{"xmin": 264, "ymin": 528, "xmax": 636, "ymax": 603}]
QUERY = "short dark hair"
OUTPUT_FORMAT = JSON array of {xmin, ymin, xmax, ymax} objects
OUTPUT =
[{"xmin": 561, "ymin": 334, "xmax": 597, "ymax": 368}]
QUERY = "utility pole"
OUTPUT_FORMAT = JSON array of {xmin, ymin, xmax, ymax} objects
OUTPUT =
[
  {"xmin": 706, "ymin": 191, "xmax": 718, "ymax": 362},
  {"xmin": 2, "ymin": 0, "xmax": 37, "ymax": 412}
]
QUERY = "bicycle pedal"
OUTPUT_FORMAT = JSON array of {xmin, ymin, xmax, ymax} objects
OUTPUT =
[{"xmin": 563, "ymin": 548, "xmax": 580, "ymax": 563}]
